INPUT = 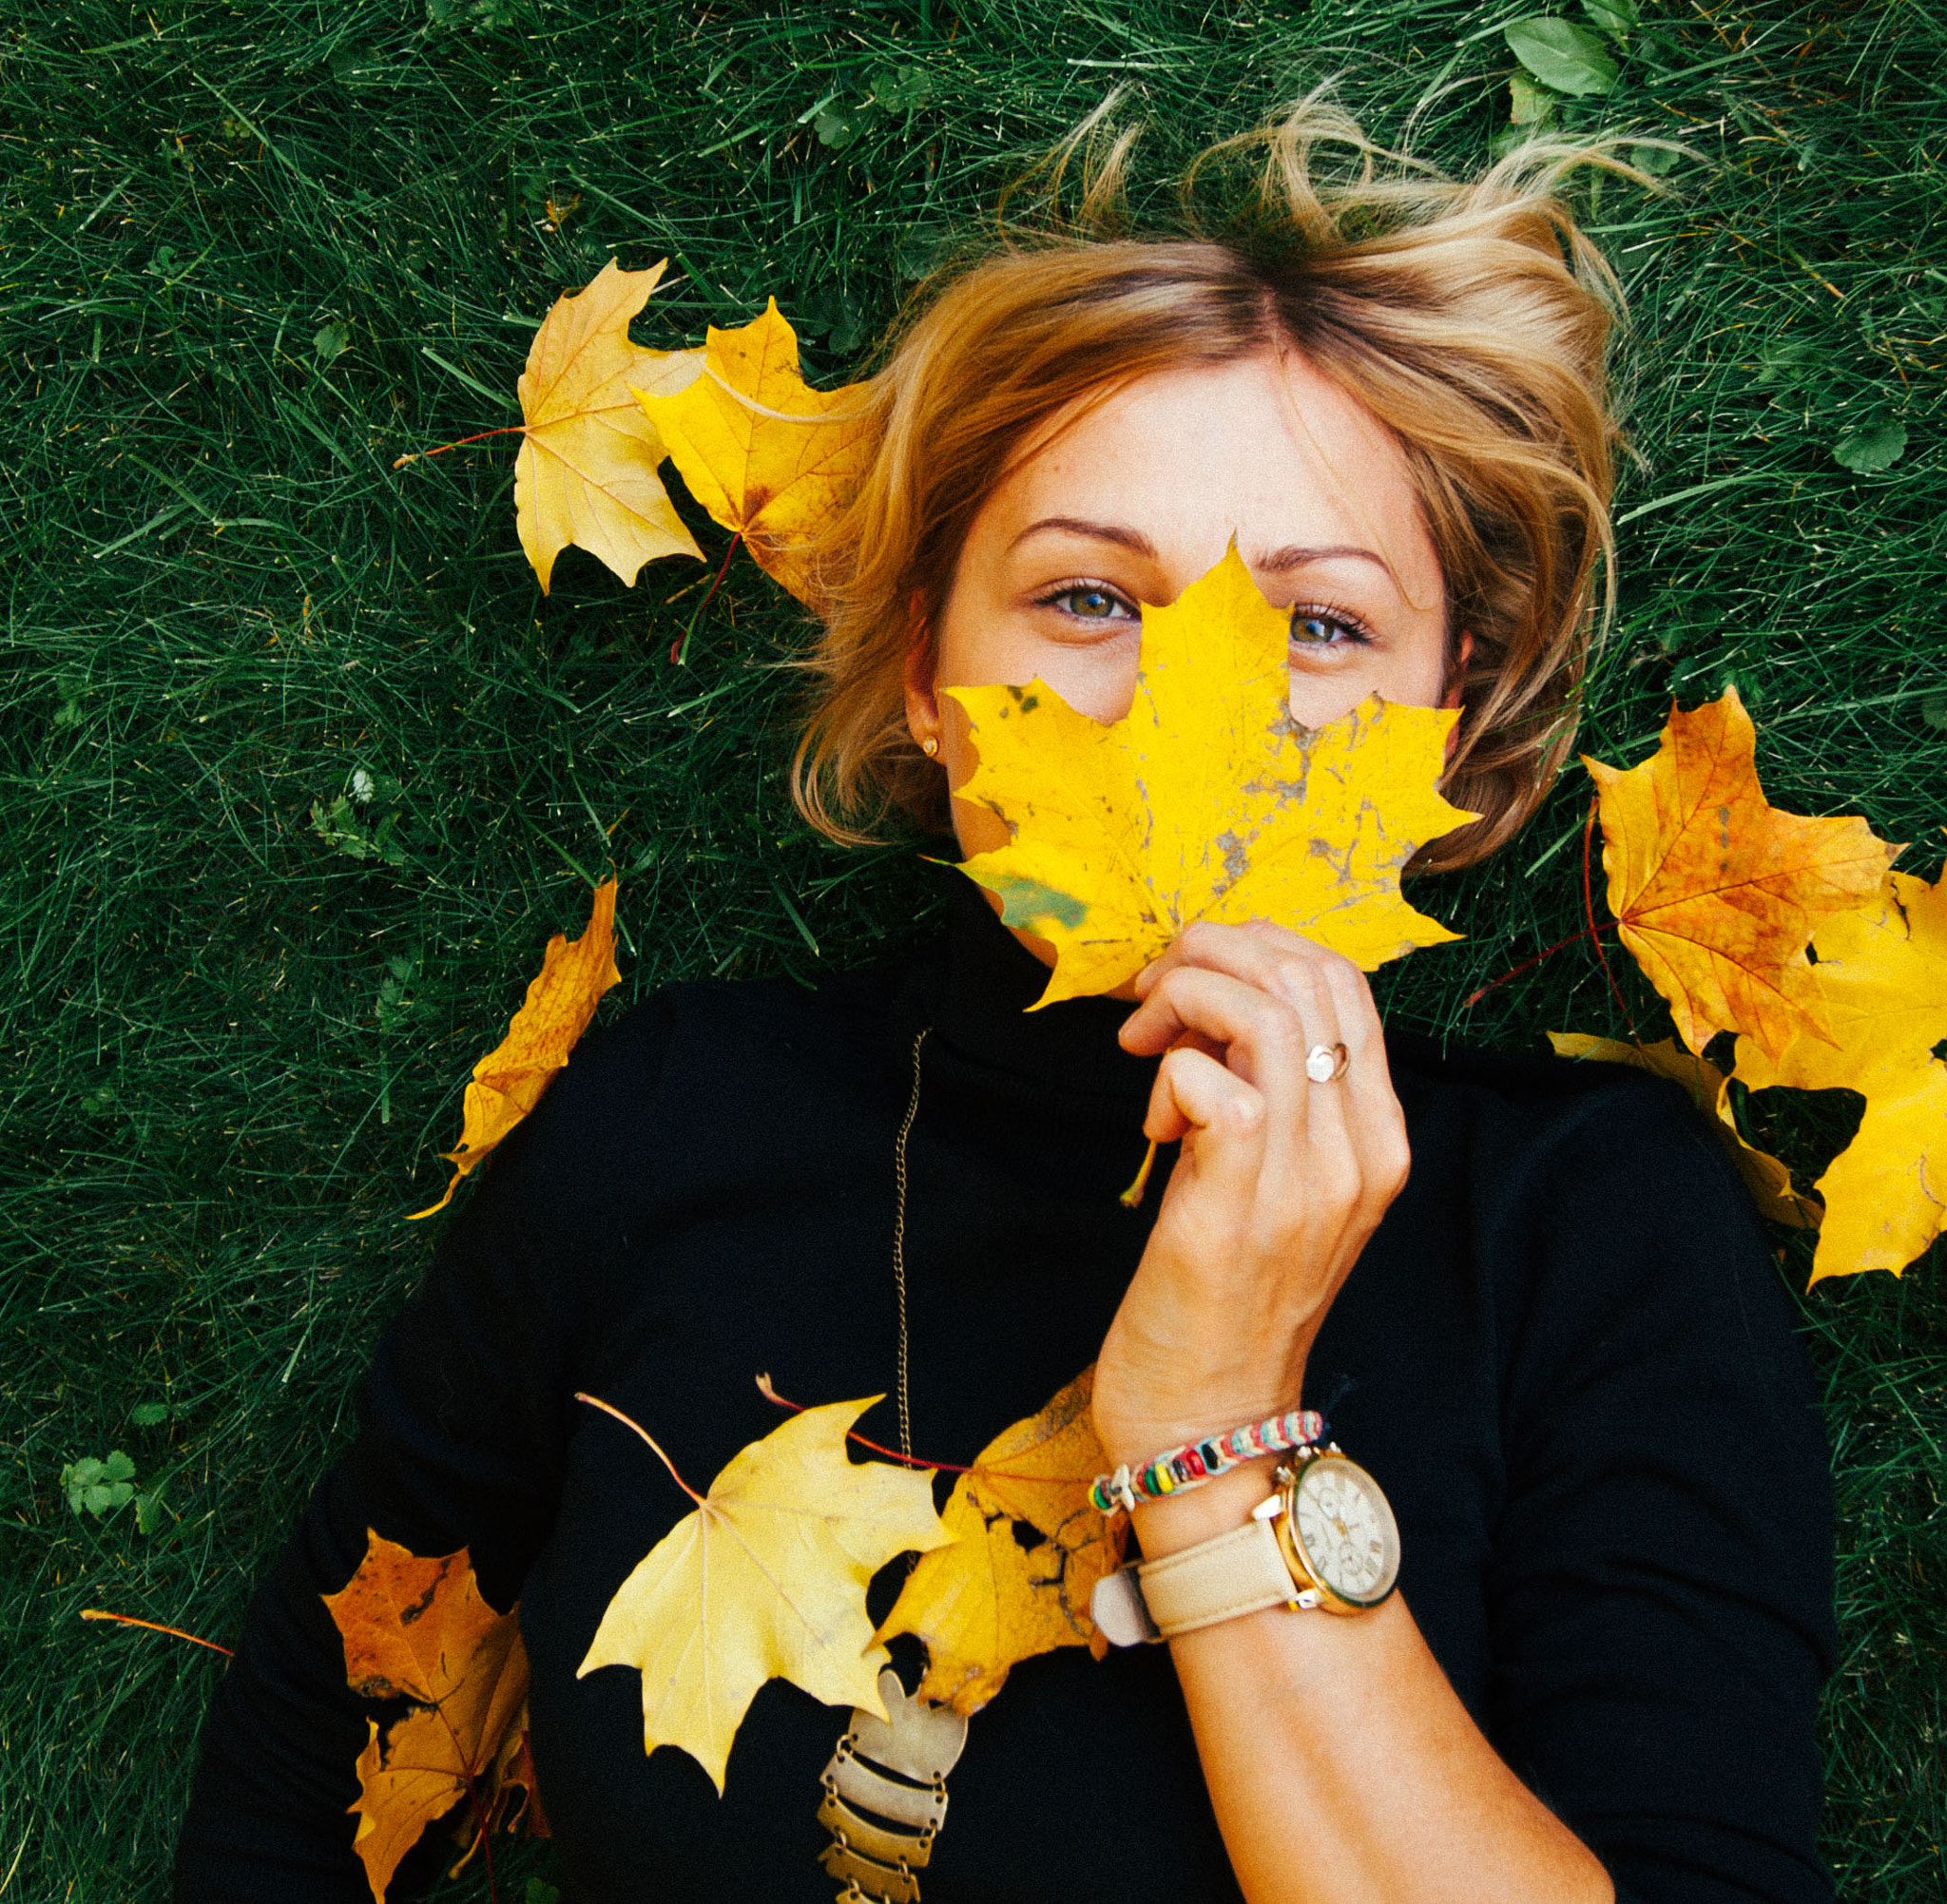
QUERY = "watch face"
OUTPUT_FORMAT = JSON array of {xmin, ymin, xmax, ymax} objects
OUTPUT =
[{"xmin": 1289, "ymin": 1456, "xmax": 1400, "ymax": 1607}]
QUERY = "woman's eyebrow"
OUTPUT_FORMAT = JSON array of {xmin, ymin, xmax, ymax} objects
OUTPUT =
[
  {"xmin": 1009, "ymin": 519, "xmax": 1391, "ymax": 580},
  {"xmin": 1253, "ymin": 543, "xmax": 1390, "ymax": 575},
  {"xmin": 1009, "ymin": 516, "xmax": 1159, "ymax": 557}
]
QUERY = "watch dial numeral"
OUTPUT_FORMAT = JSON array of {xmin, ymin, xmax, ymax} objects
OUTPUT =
[{"xmin": 1295, "ymin": 1462, "xmax": 1394, "ymax": 1598}]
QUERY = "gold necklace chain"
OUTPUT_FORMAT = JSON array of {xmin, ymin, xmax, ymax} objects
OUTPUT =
[
  {"xmin": 890, "ymin": 1027, "xmax": 930, "ymax": 1466},
  {"xmin": 815, "ymin": 1025, "xmax": 968, "ymax": 1904}
]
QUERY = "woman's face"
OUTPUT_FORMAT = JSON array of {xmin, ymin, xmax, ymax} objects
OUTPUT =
[{"xmin": 907, "ymin": 351, "xmax": 1463, "ymax": 861}]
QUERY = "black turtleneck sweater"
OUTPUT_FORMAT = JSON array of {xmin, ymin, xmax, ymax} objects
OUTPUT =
[{"xmin": 174, "ymin": 879, "xmax": 1836, "ymax": 1903}]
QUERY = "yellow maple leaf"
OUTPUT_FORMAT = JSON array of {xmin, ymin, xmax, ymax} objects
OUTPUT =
[
  {"xmin": 412, "ymin": 879, "xmax": 622, "ymax": 1219},
  {"xmin": 1546, "ymin": 1032, "xmax": 1820, "ymax": 1229},
  {"xmin": 577, "ymin": 1395, "xmax": 950, "ymax": 1794},
  {"xmin": 324, "ymin": 1534, "xmax": 535, "ymax": 1903},
  {"xmin": 513, "ymin": 258, "xmax": 704, "ymax": 592},
  {"xmin": 877, "ymin": 1366, "xmax": 1128, "ymax": 1716},
  {"xmin": 945, "ymin": 545, "xmax": 1477, "ymax": 1008},
  {"xmin": 1733, "ymin": 870, "xmax": 1947, "ymax": 1279},
  {"xmin": 1585, "ymin": 687, "xmax": 1897, "ymax": 1063},
  {"xmin": 631, "ymin": 298, "xmax": 868, "ymax": 605}
]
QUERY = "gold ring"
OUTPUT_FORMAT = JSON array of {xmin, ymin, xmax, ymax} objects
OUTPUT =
[{"xmin": 1305, "ymin": 1043, "xmax": 1349, "ymax": 1084}]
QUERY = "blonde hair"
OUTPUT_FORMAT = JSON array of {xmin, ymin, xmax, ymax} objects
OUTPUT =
[{"xmin": 790, "ymin": 95, "xmax": 1635, "ymax": 873}]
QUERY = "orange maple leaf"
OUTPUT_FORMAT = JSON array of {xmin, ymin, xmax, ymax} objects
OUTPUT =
[
  {"xmin": 324, "ymin": 1533, "xmax": 541, "ymax": 1904},
  {"xmin": 1585, "ymin": 687, "xmax": 1897, "ymax": 1062},
  {"xmin": 412, "ymin": 878, "xmax": 622, "ymax": 1218},
  {"xmin": 876, "ymin": 1366, "xmax": 1128, "ymax": 1715},
  {"xmin": 631, "ymin": 298, "xmax": 869, "ymax": 605},
  {"xmin": 324, "ymin": 1534, "xmax": 509, "ymax": 1704},
  {"xmin": 513, "ymin": 259, "xmax": 704, "ymax": 592}
]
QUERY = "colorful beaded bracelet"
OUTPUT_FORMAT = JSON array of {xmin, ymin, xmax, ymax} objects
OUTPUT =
[{"xmin": 1090, "ymin": 1408, "xmax": 1328, "ymax": 1515}]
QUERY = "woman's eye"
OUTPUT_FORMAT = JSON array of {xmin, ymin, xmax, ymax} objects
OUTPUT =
[
  {"xmin": 1046, "ymin": 586, "xmax": 1135, "ymax": 622},
  {"xmin": 1290, "ymin": 607, "xmax": 1369, "ymax": 647}
]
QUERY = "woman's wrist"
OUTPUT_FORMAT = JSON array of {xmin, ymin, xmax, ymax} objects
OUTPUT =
[
  {"xmin": 1129, "ymin": 1458, "xmax": 1280, "ymax": 1557},
  {"xmin": 1094, "ymin": 1383, "xmax": 1320, "ymax": 1512}
]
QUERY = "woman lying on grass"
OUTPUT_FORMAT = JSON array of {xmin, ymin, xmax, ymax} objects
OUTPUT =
[{"xmin": 176, "ymin": 101, "xmax": 1834, "ymax": 1904}]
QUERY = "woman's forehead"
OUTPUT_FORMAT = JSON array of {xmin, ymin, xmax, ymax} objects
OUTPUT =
[{"xmin": 982, "ymin": 354, "xmax": 1436, "ymax": 596}]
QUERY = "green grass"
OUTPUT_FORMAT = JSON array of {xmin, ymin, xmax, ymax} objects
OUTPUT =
[{"xmin": 2, "ymin": 1, "xmax": 1941, "ymax": 1897}]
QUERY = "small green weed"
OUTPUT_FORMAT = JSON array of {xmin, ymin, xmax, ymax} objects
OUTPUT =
[{"xmin": 61, "ymin": 1452, "xmax": 137, "ymax": 1519}]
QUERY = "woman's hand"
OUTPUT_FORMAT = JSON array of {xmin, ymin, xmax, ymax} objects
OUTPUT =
[{"xmin": 1091, "ymin": 919, "xmax": 1410, "ymax": 1504}]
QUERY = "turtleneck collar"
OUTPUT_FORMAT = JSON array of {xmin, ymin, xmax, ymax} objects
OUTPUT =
[{"xmin": 915, "ymin": 871, "xmax": 1160, "ymax": 1109}]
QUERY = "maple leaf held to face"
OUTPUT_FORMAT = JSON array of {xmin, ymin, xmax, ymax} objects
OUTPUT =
[
  {"xmin": 631, "ymin": 298, "xmax": 869, "ymax": 606},
  {"xmin": 578, "ymin": 1396, "xmax": 949, "ymax": 1794},
  {"xmin": 412, "ymin": 879, "xmax": 622, "ymax": 1219},
  {"xmin": 1733, "ymin": 870, "xmax": 1947, "ymax": 1280},
  {"xmin": 323, "ymin": 1533, "xmax": 538, "ymax": 1904},
  {"xmin": 514, "ymin": 258, "xmax": 704, "ymax": 592},
  {"xmin": 1585, "ymin": 687, "xmax": 1898, "ymax": 1063},
  {"xmin": 877, "ymin": 1365, "xmax": 1128, "ymax": 1716},
  {"xmin": 945, "ymin": 545, "xmax": 1478, "ymax": 1008}
]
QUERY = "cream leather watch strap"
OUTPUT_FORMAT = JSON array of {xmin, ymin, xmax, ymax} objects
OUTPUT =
[{"xmin": 1134, "ymin": 1514, "xmax": 1297, "ymax": 1638}]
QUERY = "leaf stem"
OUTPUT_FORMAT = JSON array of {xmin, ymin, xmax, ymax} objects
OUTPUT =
[
  {"xmin": 671, "ymin": 531, "xmax": 742, "ymax": 665},
  {"xmin": 753, "ymin": 1375, "xmax": 1086, "ymax": 1487},
  {"xmin": 1118, "ymin": 1138, "xmax": 1159, "ymax": 1208},
  {"xmin": 79, "ymin": 1608, "xmax": 234, "ymax": 1658},
  {"xmin": 432, "ymin": 1696, "xmax": 500, "ymax": 1904},
  {"xmin": 1462, "ymin": 802, "xmax": 1633, "ymax": 1012},
  {"xmin": 1460, "ymin": 921, "xmax": 1608, "ymax": 1009},
  {"xmin": 392, "ymin": 423, "xmax": 527, "ymax": 470},
  {"xmin": 1582, "ymin": 796, "xmax": 1639, "ymax": 1035},
  {"xmin": 574, "ymin": 1393, "xmax": 705, "ymax": 1504},
  {"xmin": 754, "ymin": 1375, "xmax": 977, "ymax": 1472}
]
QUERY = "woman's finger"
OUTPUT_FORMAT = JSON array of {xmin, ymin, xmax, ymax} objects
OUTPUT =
[
  {"xmin": 1122, "ymin": 960, "xmax": 1310, "ymax": 1068},
  {"xmin": 1147, "ymin": 1045, "xmax": 1268, "ymax": 1214},
  {"xmin": 1256, "ymin": 952, "xmax": 1356, "ymax": 1208},
  {"xmin": 1130, "ymin": 923, "xmax": 1375, "ymax": 1086},
  {"xmin": 1133, "ymin": 921, "xmax": 1386, "ymax": 1106},
  {"xmin": 1133, "ymin": 918, "xmax": 1310, "ymax": 1001},
  {"xmin": 1314, "ymin": 953, "xmax": 1412, "ymax": 1209},
  {"xmin": 1120, "ymin": 962, "xmax": 1311, "ymax": 1108},
  {"xmin": 1127, "ymin": 963, "xmax": 1326, "ymax": 1211},
  {"xmin": 1137, "ymin": 923, "xmax": 1398, "ymax": 1209},
  {"xmin": 1125, "ymin": 920, "xmax": 1406, "ymax": 1226}
]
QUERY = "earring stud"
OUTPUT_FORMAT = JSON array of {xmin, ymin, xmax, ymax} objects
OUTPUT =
[{"xmin": 921, "ymin": 736, "xmax": 939, "ymax": 757}]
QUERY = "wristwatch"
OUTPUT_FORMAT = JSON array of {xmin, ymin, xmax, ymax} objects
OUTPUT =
[{"xmin": 1090, "ymin": 1447, "xmax": 1400, "ymax": 1646}]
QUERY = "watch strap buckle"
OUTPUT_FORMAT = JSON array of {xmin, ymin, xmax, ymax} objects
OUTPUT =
[{"xmin": 1089, "ymin": 1563, "xmax": 1162, "ymax": 1647}]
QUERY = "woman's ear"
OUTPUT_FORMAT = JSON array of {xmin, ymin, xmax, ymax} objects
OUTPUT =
[
  {"xmin": 903, "ymin": 613, "xmax": 943, "ymax": 758},
  {"xmin": 1441, "ymin": 630, "xmax": 1475, "ymax": 711},
  {"xmin": 1441, "ymin": 631, "xmax": 1474, "ymax": 767}
]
